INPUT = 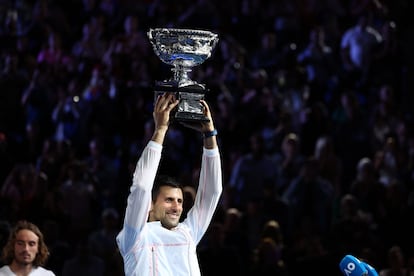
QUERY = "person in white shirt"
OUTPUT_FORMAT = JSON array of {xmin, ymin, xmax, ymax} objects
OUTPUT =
[
  {"xmin": 0, "ymin": 220, "xmax": 55, "ymax": 276},
  {"xmin": 116, "ymin": 92, "xmax": 223, "ymax": 276}
]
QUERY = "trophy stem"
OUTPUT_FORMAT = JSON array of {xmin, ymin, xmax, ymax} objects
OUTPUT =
[{"xmin": 172, "ymin": 65, "xmax": 193, "ymax": 87}]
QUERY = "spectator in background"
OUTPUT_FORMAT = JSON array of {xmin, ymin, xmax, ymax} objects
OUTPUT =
[
  {"xmin": 83, "ymin": 137, "xmax": 119, "ymax": 209},
  {"xmin": 0, "ymin": 51, "xmax": 29, "ymax": 138},
  {"xmin": 61, "ymin": 239, "xmax": 105, "ymax": 276},
  {"xmin": 108, "ymin": 14, "xmax": 149, "ymax": 60},
  {"xmin": 0, "ymin": 163, "xmax": 46, "ymax": 222},
  {"xmin": 331, "ymin": 90, "xmax": 371, "ymax": 186},
  {"xmin": 249, "ymin": 220, "xmax": 287, "ymax": 276},
  {"xmin": 37, "ymin": 31, "xmax": 71, "ymax": 67},
  {"xmin": 282, "ymin": 157, "xmax": 334, "ymax": 236},
  {"xmin": 58, "ymin": 160, "xmax": 100, "ymax": 242},
  {"xmin": 198, "ymin": 222, "xmax": 244, "ymax": 276},
  {"xmin": 369, "ymin": 84, "xmax": 400, "ymax": 151},
  {"xmin": 51, "ymin": 82, "xmax": 81, "ymax": 144},
  {"xmin": 298, "ymin": 101, "xmax": 330, "ymax": 157},
  {"xmin": 176, "ymin": 0, "xmax": 220, "ymax": 30},
  {"xmin": 313, "ymin": 135, "xmax": 343, "ymax": 198},
  {"xmin": 0, "ymin": 220, "xmax": 55, "ymax": 275},
  {"xmin": 381, "ymin": 178, "xmax": 411, "ymax": 250},
  {"xmin": 340, "ymin": 13, "xmax": 382, "ymax": 89},
  {"xmin": 88, "ymin": 208, "xmax": 120, "ymax": 267},
  {"xmin": 228, "ymin": 132, "xmax": 278, "ymax": 210},
  {"xmin": 71, "ymin": 20, "xmax": 108, "ymax": 67},
  {"xmin": 213, "ymin": 93, "xmax": 237, "ymax": 166},
  {"xmin": 15, "ymin": 35, "xmax": 38, "ymax": 78},
  {"xmin": 373, "ymin": 134, "xmax": 405, "ymax": 188},
  {"xmin": 329, "ymin": 193, "xmax": 377, "ymax": 254},
  {"xmin": 297, "ymin": 26, "xmax": 339, "ymax": 104},
  {"xmin": 250, "ymin": 31, "xmax": 284, "ymax": 76},
  {"xmin": 372, "ymin": 20, "xmax": 401, "ymax": 90},
  {"xmin": 349, "ymin": 157, "xmax": 386, "ymax": 225},
  {"xmin": 273, "ymin": 132, "xmax": 305, "ymax": 195},
  {"xmin": 20, "ymin": 67, "xmax": 55, "ymax": 158},
  {"xmin": 221, "ymin": 207, "xmax": 250, "ymax": 268},
  {"xmin": 379, "ymin": 245, "xmax": 414, "ymax": 276},
  {"xmin": 219, "ymin": 36, "xmax": 249, "ymax": 91},
  {"xmin": 40, "ymin": 219, "xmax": 71, "ymax": 276},
  {"xmin": 266, "ymin": 110, "xmax": 296, "ymax": 155}
]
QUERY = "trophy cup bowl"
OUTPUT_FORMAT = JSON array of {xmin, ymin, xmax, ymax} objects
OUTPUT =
[{"xmin": 148, "ymin": 28, "xmax": 219, "ymax": 122}]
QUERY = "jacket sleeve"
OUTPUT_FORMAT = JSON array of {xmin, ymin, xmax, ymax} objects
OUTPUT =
[
  {"xmin": 116, "ymin": 141, "xmax": 162, "ymax": 255},
  {"xmin": 183, "ymin": 147, "xmax": 223, "ymax": 244}
]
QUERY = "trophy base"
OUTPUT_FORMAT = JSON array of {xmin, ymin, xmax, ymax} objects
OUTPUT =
[
  {"xmin": 174, "ymin": 112, "xmax": 210, "ymax": 122},
  {"xmin": 154, "ymin": 81, "xmax": 210, "ymax": 123},
  {"xmin": 154, "ymin": 81, "xmax": 206, "ymax": 92}
]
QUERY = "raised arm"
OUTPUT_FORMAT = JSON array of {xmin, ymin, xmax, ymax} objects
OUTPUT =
[
  {"xmin": 181, "ymin": 100, "xmax": 222, "ymax": 243},
  {"xmin": 117, "ymin": 93, "xmax": 178, "ymax": 253},
  {"xmin": 179, "ymin": 100, "xmax": 217, "ymax": 150}
]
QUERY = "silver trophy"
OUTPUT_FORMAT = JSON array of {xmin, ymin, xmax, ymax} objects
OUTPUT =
[{"xmin": 148, "ymin": 28, "xmax": 219, "ymax": 122}]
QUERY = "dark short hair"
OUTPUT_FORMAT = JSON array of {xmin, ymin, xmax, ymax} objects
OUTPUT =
[
  {"xmin": 1, "ymin": 220, "xmax": 50, "ymax": 266},
  {"xmin": 152, "ymin": 175, "xmax": 183, "ymax": 202}
]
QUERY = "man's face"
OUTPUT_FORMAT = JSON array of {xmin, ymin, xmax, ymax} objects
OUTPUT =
[
  {"xmin": 13, "ymin": 229, "xmax": 39, "ymax": 265},
  {"xmin": 150, "ymin": 186, "xmax": 183, "ymax": 229}
]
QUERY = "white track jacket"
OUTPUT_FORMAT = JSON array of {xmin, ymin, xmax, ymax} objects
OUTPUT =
[{"xmin": 117, "ymin": 141, "xmax": 222, "ymax": 276}]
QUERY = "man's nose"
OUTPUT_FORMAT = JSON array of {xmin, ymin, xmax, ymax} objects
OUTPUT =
[{"xmin": 171, "ymin": 200, "xmax": 180, "ymax": 209}]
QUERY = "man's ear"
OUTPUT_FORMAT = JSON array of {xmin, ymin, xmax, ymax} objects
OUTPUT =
[{"xmin": 148, "ymin": 202, "xmax": 155, "ymax": 222}]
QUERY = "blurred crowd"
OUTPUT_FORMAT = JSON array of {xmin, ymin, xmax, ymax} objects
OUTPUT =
[{"xmin": 1, "ymin": 0, "xmax": 414, "ymax": 275}]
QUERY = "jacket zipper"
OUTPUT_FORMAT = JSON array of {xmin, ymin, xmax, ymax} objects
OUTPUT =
[
  {"xmin": 151, "ymin": 246, "xmax": 156, "ymax": 276},
  {"xmin": 181, "ymin": 229, "xmax": 193, "ymax": 276}
]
